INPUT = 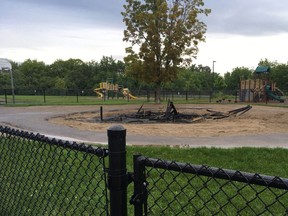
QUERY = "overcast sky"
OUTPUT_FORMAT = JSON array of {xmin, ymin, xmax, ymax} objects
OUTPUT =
[{"xmin": 1, "ymin": 0, "xmax": 288, "ymax": 75}]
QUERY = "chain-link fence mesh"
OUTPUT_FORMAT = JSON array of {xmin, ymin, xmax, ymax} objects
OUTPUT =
[
  {"xmin": 134, "ymin": 156, "xmax": 288, "ymax": 216},
  {"xmin": 2, "ymin": 125, "xmax": 288, "ymax": 216},
  {"xmin": 0, "ymin": 126, "xmax": 109, "ymax": 216}
]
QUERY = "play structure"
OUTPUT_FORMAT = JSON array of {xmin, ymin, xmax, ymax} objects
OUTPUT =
[
  {"xmin": 97, "ymin": 101, "xmax": 252, "ymax": 123},
  {"xmin": 94, "ymin": 82, "xmax": 137, "ymax": 100},
  {"xmin": 240, "ymin": 66, "xmax": 285, "ymax": 103}
]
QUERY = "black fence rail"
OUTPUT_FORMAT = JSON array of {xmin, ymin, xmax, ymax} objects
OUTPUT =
[
  {"xmin": 0, "ymin": 88, "xmax": 240, "ymax": 104},
  {"xmin": 0, "ymin": 126, "xmax": 109, "ymax": 216},
  {"xmin": 133, "ymin": 156, "xmax": 288, "ymax": 215},
  {"xmin": 1, "ymin": 88, "xmax": 288, "ymax": 105},
  {"xmin": 1, "ymin": 125, "xmax": 288, "ymax": 215}
]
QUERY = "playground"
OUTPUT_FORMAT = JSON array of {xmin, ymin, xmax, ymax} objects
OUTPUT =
[
  {"xmin": 94, "ymin": 81, "xmax": 137, "ymax": 100},
  {"xmin": 240, "ymin": 66, "xmax": 285, "ymax": 103}
]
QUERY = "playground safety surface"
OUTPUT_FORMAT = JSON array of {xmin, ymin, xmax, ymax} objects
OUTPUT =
[{"xmin": 1, "ymin": 103, "xmax": 288, "ymax": 148}]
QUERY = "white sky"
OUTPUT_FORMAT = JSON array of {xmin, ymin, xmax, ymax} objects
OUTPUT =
[{"xmin": 1, "ymin": 0, "xmax": 288, "ymax": 75}]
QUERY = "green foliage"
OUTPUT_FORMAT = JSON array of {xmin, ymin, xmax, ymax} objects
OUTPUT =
[
  {"xmin": 0, "ymin": 72, "xmax": 11, "ymax": 88},
  {"xmin": 224, "ymin": 66, "xmax": 253, "ymax": 90},
  {"xmin": 16, "ymin": 59, "xmax": 51, "ymax": 89},
  {"xmin": 8, "ymin": 57, "xmax": 127, "ymax": 91},
  {"xmin": 257, "ymin": 59, "xmax": 288, "ymax": 92},
  {"xmin": 3, "ymin": 55, "xmax": 288, "ymax": 97},
  {"xmin": 271, "ymin": 64, "xmax": 288, "ymax": 91}
]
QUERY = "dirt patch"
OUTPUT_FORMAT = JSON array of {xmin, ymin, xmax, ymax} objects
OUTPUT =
[{"xmin": 49, "ymin": 104, "xmax": 288, "ymax": 138}]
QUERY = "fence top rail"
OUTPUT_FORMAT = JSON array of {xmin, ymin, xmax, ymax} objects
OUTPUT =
[
  {"xmin": 137, "ymin": 155, "xmax": 288, "ymax": 190},
  {"xmin": 0, "ymin": 125, "xmax": 108, "ymax": 157}
]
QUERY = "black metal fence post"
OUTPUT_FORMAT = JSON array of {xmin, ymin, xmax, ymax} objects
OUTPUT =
[
  {"xmin": 76, "ymin": 89, "xmax": 79, "ymax": 103},
  {"xmin": 107, "ymin": 125, "xmax": 128, "ymax": 216},
  {"xmin": 132, "ymin": 154, "xmax": 147, "ymax": 216},
  {"xmin": 43, "ymin": 89, "xmax": 46, "ymax": 103},
  {"xmin": 4, "ymin": 89, "xmax": 7, "ymax": 104},
  {"xmin": 147, "ymin": 90, "xmax": 150, "ymax": 102}
]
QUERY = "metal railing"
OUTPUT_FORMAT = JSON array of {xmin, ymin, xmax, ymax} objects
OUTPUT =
[{"xmin": 1, "ymin": 125, "xmax": 288, "ymax": 215}]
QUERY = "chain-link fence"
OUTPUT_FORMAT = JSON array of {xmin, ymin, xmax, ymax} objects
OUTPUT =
[
  {"xmin": 0, "ymin": 88, "xmax": 239, "ymax": 104},
  {"xmin": 132, "ymin": 156, "xmax": 288, "ymax": 215},
  {"xmin": 1, "ymin": 125, "xmax": 288, "ymax": 216},
  {"xmin": 0, "ymin": 126, "xmax": 109, "ymax": 216}
]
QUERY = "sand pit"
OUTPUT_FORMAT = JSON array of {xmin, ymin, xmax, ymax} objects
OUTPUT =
[{"xmin": 49, "ymin": 103, "xmax": 288, "ymax": 138}]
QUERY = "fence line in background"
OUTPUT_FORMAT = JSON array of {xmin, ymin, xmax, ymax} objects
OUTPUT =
[{"xmin": 0, "ymin": 88, "xmax": 240, "ymax": 104}]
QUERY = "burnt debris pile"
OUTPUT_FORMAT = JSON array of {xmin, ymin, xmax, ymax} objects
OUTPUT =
[{"xmin": 101, "ymin": 101, "xmax": 252, "ymax": 124}]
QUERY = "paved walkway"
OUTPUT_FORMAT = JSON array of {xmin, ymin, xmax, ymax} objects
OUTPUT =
[{"xmin": 1, "ymin": 105, "xmax": 288, "ymax": 148}]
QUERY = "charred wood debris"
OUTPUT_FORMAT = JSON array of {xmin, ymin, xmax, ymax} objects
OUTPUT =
[{"xmin": 101, "ymin": 101, "xmax": 252, "ymax": 124}]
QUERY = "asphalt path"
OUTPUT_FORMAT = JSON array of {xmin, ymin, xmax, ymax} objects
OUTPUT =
[{"xmin": 1, "ymin": 105, "xmax": 288, "ymax": 148}]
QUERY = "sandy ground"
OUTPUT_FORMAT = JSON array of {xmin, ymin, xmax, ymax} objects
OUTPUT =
[{"xmin": 49, "ymin": 104, "xmax": 288, "ymax": 138}]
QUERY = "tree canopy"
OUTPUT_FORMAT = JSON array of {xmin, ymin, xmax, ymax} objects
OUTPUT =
[
  {"xmin": 122, "ymin": 0, "xmax": 210, "ymax": 102},
  {"xmin": 1, "ymin": 57, "xmax": 288, "ymax": 98}
]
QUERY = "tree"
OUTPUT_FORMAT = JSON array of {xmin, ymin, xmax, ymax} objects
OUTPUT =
[
  {"xmin": 17, "ymin": 59, "xmax": 51, "ymax": 89},
  {"xmin": 50, "ymin": 59, "xmax": 91, "ymax": 89},
  {"xmin": 122, "ymin": 0, "xmax": 210, "ymax": 103},
  {"xmin": 270, "ymin": 63, "xmax": 288, "ymax": 92},
  {"xmin": 257, "ymin": 58, "xmax": 288, "ymax": 91},
  {"xmin": 224, "ymin": 67, "xmax": 253, "ymax": 90},
  {"xmin": 258, "ymin": 58, "xmax": 278, "ymax": 68}
]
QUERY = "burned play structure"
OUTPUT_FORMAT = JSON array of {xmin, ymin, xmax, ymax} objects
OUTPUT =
[{"xmin": 99, "ymin": 101, "xmax": 252, "ymax": 124}]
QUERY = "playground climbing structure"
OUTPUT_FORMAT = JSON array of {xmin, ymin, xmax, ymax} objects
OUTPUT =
[
  {"xmin": 240, "ymin": 66, "xmax": 285, "ymax": 103},
  {"xmin": 94, "ymin": 82, "xmax": 137, "ymax": 100}
]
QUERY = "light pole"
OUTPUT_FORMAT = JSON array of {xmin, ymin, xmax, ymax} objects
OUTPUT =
[
  {"xmin": 10, "ymin": 69, "xmax": 15, "ymax": 104},
  {"xmin": 212, "ymin": 60, "xmax": 216, "ymax": 90},
  {"xmin": 212, "ymin": 61, "xmax": 216, "ymax": 82},
  {"xmin": 209, "ymin": 60, "xmax": 216, "ymax": 103}
]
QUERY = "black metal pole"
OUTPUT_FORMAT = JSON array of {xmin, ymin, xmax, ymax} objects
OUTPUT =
[
  {"xmin": 147, "ymin": 90, "xmax": 150, "ymax": 102},
  {"xmin": 100, "ymin": 106, "xmax": 103, "ymax": 121},
  {"xmin": 4, "ymin": 89, "xmax": 7, "ymax": 104},
  {"xmin": 43, "ymin": 89, "xmax": 46, "ymax": 103},
  {"xmin": 133, "ymin": 154, "xmax": 147, "ymax": 216},
  {"xmin": 107, "ymin": 125, "xmax": 127, "ymax": 216}
]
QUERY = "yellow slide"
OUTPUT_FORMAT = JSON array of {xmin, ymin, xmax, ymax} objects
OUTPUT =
[
  {"xmin": 94, "ymin": 88, "xmax": 103, "ymax": 98},
  {"xmin": 122, "ymin": 88, "xmax": 137, "ymax": 99},
  {"xmin": 128, "ymin": 93, "xmax": 137, "ymax": 99}
]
